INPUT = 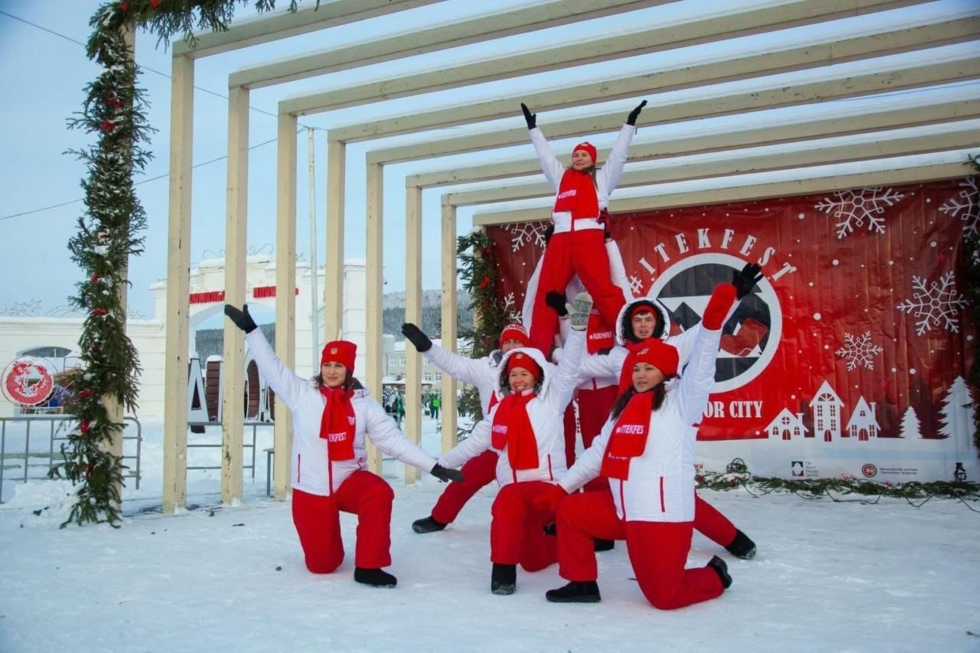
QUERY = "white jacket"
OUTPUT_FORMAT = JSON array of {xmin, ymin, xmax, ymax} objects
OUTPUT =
[
  {"xmin": 439, "ymin": 330, "xmax": 584, "ymax": 486},
  {"xmin": 423, "ymin": 344, "xmax": 502, "ymax": 415},
  {"xmin": 530, "ymin": 123, "xmax": 636, "ymax": 233},
  {"xmin": 247, "ymin": 330, "xmax": 437, "ymax": 497},
  {"xmin": 558, "ymin": 312, "xmax": 729, "ymax": 522}
]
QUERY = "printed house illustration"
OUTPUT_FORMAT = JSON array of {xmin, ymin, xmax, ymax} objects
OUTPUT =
[
  {"xmin": 845, "ymin": 396, "xmax": 880, "ymax": 441},
  {"xmin": 766, "ymin": 408, "xmax": 808, "ymax": 440},
  {"xmin": 809, "ymin": 381, "xmax": 844, "ymax": 442}
]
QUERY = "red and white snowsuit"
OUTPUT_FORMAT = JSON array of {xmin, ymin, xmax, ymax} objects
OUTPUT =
[
  {"xmin": 438, "ymin": 331, "xmax": 584, "ymax": 572},
  {"xmin": 554, "ymin": 286, "xmax": 738, "ymax": 609},
  {"xmin": 247, "ymin": 329, "xmax": 437, "ymax": 573},
  {"xmin": 526, "ymin": 123, "xmax": 635, "ymax": 355},
  {"xmin": 420, "ymin": 344, "xmax": 506, "ymax": 524}
]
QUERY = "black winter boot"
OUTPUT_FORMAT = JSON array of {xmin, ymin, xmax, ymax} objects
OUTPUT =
[
  {"xmin": 545, "ymin": 581, "xmax": 601, "ymax": 603},
  {"xmin": 593, "ymin": 539, "xmax": 615, "ymax": 552},
  {"xmin": 707, "ymin": 555, "xmax": 732, "ymax": 590},
  {"xmin": 354, "ymin": 567, "xmax": 397, "ymax": 588},
  {"xmin": 491, "ymin": 563, "xmax": 517, "ymax": 595},
  {"xmin": 725, "ymin": 529, "xmax": 757, "ymax": 560},
  {"xmin": 412, "ymin": 516, "xmax": 447, "ymax": 534}
]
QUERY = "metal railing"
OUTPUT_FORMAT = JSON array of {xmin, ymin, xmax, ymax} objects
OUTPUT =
[
  {"xmin": 185, "ymin": 421, "xmax": 269, "ymax": 479},
  {"xmin": 0, "ymin": 415, "xmax": 142, "ymax": 503}
]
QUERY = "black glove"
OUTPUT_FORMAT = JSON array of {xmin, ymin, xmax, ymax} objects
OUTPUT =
[
  {"xmin": 431, "ymin": 463, "xmax": 465, "ymax": 483},
  {"xmin": 626, "ymin": 100, "xmax": 647, "ymax": 126},
  {"xmin": 545, "ymin": 291, "xmax": 568, "ymax": 317},
  {"xmin": 732, "ymin": 262, "xmax": 764, "ymax": 300},
  {"xmin": 521, "ymin": 102, "xmax": 536, "ymax": 130},
  {"xmin": 544, "ymin": 223, "xmax": 554, "ymax": 245},
  {"xmin": 401, "ymin": 323, "xmax": 432, "ymax": 353},
  {"xmin": 224, "ymin": 304, "xmax": 257, "ymax": 333}
]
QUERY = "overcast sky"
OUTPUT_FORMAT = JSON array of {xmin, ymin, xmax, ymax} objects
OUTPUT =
[{"xmin": 0, "ymin": 0, "xmax": 977, "ymax": 318}]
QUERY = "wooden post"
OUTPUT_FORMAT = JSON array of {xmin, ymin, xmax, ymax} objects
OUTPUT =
[
  {"xmin": 324, "ymin": 139, "xmax": 345, "ymax": 342},
  {"xmin": 404, "ymin": 184, "xmax": 423, "ymax": 484},
  {"xmin": 365, "ymin": 162, "xmax": 384, "ymax": 474},
  {"xmin": 440, "ymin": 198, "xmax": 458, "ymax": 454}
]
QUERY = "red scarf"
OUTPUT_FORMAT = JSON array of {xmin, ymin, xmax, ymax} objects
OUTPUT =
[
  {"xmin": 318, "ymin": 386, "xmax": 356, "ymax": 461},
  {"xmin": 600, "ymin": 391, "xmax": 653, "ymax": 480},
  {"xmin": 491, "ymin": 390, "xmax": 539, "ymax": 471},
  {"xmin": 586, "ymin": 308, "xmax": 615, "ymax": 354},
  {"xmin": 553, "ymin": 169, "xmax": 599, "ymax": 219}
]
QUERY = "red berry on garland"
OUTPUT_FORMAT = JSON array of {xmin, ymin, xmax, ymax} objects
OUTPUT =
[
  {"xmin": 80, "ymin": 420, "xmax": 91, "ymax": 434},
  {"xmin": 120, "ymin": 2, "xmax": 128, "ymax": 12},
  {"xmin": 102, "ymin": 120, "xmax": 114, "ymax": 133},
  {"xmin": 479, "ymin": 276, "xmax": 490, "ymax": 289},
  {"xmin": 84, "ymin": 463, "xmax": 95, "ymax": 479},
  {"xmin": 92, "ymin": 274, "xmax": 100, "ymax": 283},
  {"xmin": 151, "ymin": 0, "xmax": 161, "ymax": 7},
  {"xmin": 92, "ymin": 308, "xmax": 108, "ymax": 316},
  {"xmin": 79, "ymin": 390, "xmax": 94, "ymax": 400}
]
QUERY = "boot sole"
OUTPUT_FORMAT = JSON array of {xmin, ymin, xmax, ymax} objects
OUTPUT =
[
  {"xmin": 491, "ymin": 584, "xmax": 516, "ymax": 595},
  {"xmin": 545, "ymin": 594, "xmax": 601, "ymax": 603}
]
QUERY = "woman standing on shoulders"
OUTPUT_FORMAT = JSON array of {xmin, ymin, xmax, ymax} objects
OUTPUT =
[{"xmin": 224, "ymin": 304, "xmax": 464, "ymax": 588}]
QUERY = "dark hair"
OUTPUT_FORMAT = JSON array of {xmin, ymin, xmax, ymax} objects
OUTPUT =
[
  {"xmin": 609, "ymin": 383, "xmax": 667, "ymax": 421},
  {"xmin": 313, "ymin": 370, "xmax": 354, "ymax": 391},
  {"xmin": 622, "ymin": 301, "xmax": 666, "ymax": 343}
]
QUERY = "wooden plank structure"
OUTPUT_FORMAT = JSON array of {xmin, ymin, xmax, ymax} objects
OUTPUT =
[{"xmin": 162, "ymin": 0, "xmax": 980, "ymax": 511}]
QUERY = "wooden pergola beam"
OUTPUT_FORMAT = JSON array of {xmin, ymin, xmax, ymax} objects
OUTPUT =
[
  {"xmin": 443, "ymin": 127, "xmax": 980, "ymax": 207},
  {"xmin": 285, "ymin": 0, "xmax": 936, "ymax": 116},
  {"xmin": 471, "ymin": 162, "xmax": 974, "ymax": 226},
  {"xmin": 367, "ymin": 58, "xmax": 980, "ymax": 164},
  {"xmin": 173, "ymin": 0, "xmax": 439, "ymax": 58},
  {"xmin": 232, "ymin": 0, "xmax": 672, "ymax": 89}
]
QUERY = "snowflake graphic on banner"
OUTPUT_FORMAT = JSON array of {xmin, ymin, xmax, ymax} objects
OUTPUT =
[
  {"xmin": 896, "ymin": 271, "xmax": 967, "ymax": 335},
  {"xmin": 505, "ymin": 222, "xmax": 548, "ymax": 253},
  {"xmin": 835, "ymin": 331, "xmax": 883, "ymax": 371},
  {"xmin": 503, "ymin": 292, "xmax": 520, "ymax": 321},
  {"xmin": 939, "ymin": 176, "xmax": 979, "ymax": 238},
  {"xmin": 628, "ymin": 274, "xmax": 645, "ymax": 297},
  {"xmin": 815, "ymin": 187, "xmax": 903, "ymax": 240}
]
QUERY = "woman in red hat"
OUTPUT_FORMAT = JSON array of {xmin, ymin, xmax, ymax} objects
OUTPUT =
[
  {"xmin": 536, "ymin": 264, "xmax": 763, "ymax": 608},
  {"xmin": 520, "ymin": 99, "xmax": 646, "ymax": 356},
  {"xmin": 224, "ymin": 304, "xmax": 464, "ymax": 588},
  {"xmin": 436, "ymin": 293, "xmax": 593, "ymax": 595},
  {"xmin": 400, "ymin": 320, "xmax": 533, "ymax": 534}
]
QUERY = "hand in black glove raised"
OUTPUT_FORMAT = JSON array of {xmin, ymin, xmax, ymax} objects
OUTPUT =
[
  {"xmin": 545, "ymin": 291, "xmax": 568, "ymax": 317},
  {"xmin": 520, "ymin": 102, "xmax": 536, "ymax": 130},
  {"xmin": 224, "ymin": 304, "xmax": 257, "ymax": 333},
  {"xmin": 401, "ymin": 323, "xmax": 432, "ymax": 353},
  {"xmin": 626, "ymin": 100, "xmax": 647, "ymax": 126},
  {"xmin": 732, "ymin": 262, "xmax": 764, "ymax": 300},
  {"xmin": 431, "ymin": 463, "xmax": 465, "ymax": 483}
]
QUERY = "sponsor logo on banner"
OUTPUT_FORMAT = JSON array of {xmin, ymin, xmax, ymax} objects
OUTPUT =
[
  {"xmin": 791, "ymin": 460, "xmax": 805, "ymax": 477},
  {"xmin": 2, "ymin": 357, "xmax": 57, "ymax": 407},
  {"xmin": 861, "ymin": 463, "xmax": 878, "ymax": 478}
]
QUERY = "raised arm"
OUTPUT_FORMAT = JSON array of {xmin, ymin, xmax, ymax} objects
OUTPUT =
[
  {"xmin": 550, "ymin": 293, "xmax": 591, "ymax": 410},
  {"xmin": 403, "ymin": 322, "xmax": 489, "ymax": 388},
  {"xmin": 523, "ymin": 103, "xmax": 566, "ymax": 190},
  {"xmin": 243, "ymin": 324, "xmax": 311, "ymax": 413}
]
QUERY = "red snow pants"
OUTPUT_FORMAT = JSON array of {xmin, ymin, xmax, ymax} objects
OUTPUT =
[
  {"xmin": 555, "ymin": 491, "xmax": 724, "ymax": 609},
  {"xmin": 291, "ymin": 471, "xmax": 394, "ymax": 573},
  {"xmin": 577, "ymin": 385, "xmax": 618, "ymax": 492},
  {"xmin": 529, "ymin": 230, "xmax": 627, "ymax": 355},
  {"xmin": 490, "ymin": 481, "xmax": 558, "ymax": 571},
  {"xmin": 430, "ymin": 449, "xmax": 499, "ymax": 524}
]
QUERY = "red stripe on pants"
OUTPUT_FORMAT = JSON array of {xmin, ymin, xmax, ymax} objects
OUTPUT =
[
  {"xmin": 430, "ymin": 449, "xmax": 499, "ymax": 524},
  {"xmin": 694, "ymin": 493, "xmax": 738, "ymax": 548},
  {"xmin": 625, "ymin": 521, "xmax": 724, "ymax": 610},
  {"xmin": 556, "ymin": 490, "xmax": 626, "ymax": 581},
  {"xmin": 291, "ymin": 470, "xmax": 395, "ymax": 573},
  {"xmin": 529, "ymin": 230, "xmax": 627, "ymax": 355},
  {"xmin": 577, "ymin": 385, "xmax": 617, "ymax": 492},
  {"xmin": 490, "ymin": 481, "xmax": 558, "ymax": 571}
]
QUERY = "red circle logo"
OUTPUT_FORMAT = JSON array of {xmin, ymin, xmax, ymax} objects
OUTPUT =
[
  {"xmin": 2, "ymin": 357, "xmax": 56, "ymax": 407},
  {"xmin": 861, "ymin": 463, "xmax": 878, "ymax": 478}
]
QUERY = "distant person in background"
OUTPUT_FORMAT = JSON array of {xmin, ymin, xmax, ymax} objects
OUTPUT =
[
  {"xmin": 224, "ymin": 303, "xmax": 464, "ymax": 588},
  {"xmin": 430, "ymin": 395, "xmax": 441, "ymax": 420}
]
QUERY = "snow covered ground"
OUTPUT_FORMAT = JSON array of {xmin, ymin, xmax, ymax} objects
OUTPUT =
[{"xmin": 1, "ymin": 420, "xmax": 979, "ymax": 653}]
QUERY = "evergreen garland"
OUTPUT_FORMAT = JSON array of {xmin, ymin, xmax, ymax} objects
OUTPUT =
[
  {"xmin": 51, "ymin": 0, "xmax": 306, "ymax": 527},
  {"xmin": 963, "ymin": 156, "xmax": 980, "ymax": 455},
  {"xmin": 455, "ymin": 229, "xmax": 508, "ymax": 439}
]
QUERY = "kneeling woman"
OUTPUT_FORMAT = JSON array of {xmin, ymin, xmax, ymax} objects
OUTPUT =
[
  {"xmin": 437, "ymin": 294, "xmax": 592, "ymax": 595},
  {"xmin": 225, "ymin": 304, "xmax": 463, "ymax": 588},
  {"xmin": 537, "ymin": 264, "xmax": 762, "ymax": 608}
]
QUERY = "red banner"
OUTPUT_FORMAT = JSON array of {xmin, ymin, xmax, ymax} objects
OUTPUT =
[{"xmin": 487, "ymin": 178, "xmax": 978, "ymax": 448}]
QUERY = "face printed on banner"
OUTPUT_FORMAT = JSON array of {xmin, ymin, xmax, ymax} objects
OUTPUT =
[
  {"xmin": 320, "ymin": 361, "xmax": 347, "ymax": 388},
  {"xmin": 500, "ymin": 338, "xmax": 525, "ymax": 354},
  {"xmin": 631, "ymin": 311, "xmax": 657, "ymax": 339},
  {"xmin": 632, "ymin": 362, "xmax": 665, "ymax": 393},
  {"xmin": 508, "ymin": 367, "xmax": 536, "ymax": 393},
  {"xmin": 571, "ymin": 149, "xmax": 594, "ymax": 171}
]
